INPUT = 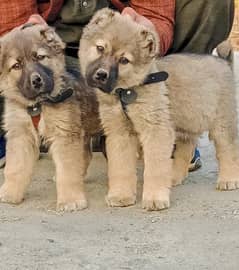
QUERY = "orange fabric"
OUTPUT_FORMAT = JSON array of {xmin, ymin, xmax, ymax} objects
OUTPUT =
[
  {"xmin": 31, "ymin": 115, "xmax": 41, "ymax": 130},
  {"xmin": 129, "ymin": 0, "xmax": 175, "ymax": 55},
  {"xmin": 0, "ymin": 0, "xmax": 63, "ymax": 36},
  {"xmin": 0, "ymin": 0, "xmax": 38, "ymax": 36}
]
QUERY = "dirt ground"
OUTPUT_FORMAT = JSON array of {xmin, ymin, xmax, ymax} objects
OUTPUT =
[{"xmin": 0, "ymin": 55, "xmax": 239, "ymax": 270}]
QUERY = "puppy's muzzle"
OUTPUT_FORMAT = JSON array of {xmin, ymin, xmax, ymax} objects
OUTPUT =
[
  {"xmin": 31, "ymin": 72, "xmax": 43, "ymax": 90},
  {"xmin": 89, "ymin": 66, "xmax": 118, "ymax": 93},
  {"xmin": 93, "ymin": 68, "xmax": 109, "ymax": 83}
]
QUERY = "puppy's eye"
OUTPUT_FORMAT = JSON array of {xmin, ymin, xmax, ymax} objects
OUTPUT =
[
  {"xmin": 119, "ymin": 57, "xmax": 130, "ymax": 65},
  {"xmin": 11, "ymin": 62, "xmax": 22, "ymax": 70},
  {"xmin": 96, "ymin": 45, "xmax": 105, "ymax": 53},
  {"xmin": 37, "ymin": 55, "xmax": 46, "ymax": 61}
]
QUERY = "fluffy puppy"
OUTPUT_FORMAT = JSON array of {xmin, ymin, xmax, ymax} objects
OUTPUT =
[
  {"xmin": 79, "ymin": 9, "xmax": 239, "ymax": 210},
  {"xmin": 0, "ymin": 23, "xmax": 100, "ymax": 211}
]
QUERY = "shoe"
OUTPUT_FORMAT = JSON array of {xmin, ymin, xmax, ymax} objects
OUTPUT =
[
  {"xmin": 188, "ymin": 148, "xmax": 202, "ymax": 172},
  {"xmin": 0, "ymin": 135, "xmax": 6, "ymax": 168},
  {"xmin": 92, "ymin": 134, "xmax": 107, "ymax": 158}
]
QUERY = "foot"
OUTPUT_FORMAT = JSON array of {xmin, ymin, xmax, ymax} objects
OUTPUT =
[
  {"xmin": 172, "ymin": 178, "xmax": 184, "ymax": 187},
  {"xmin": 217, "ymin": 179, "xmax": 239, "ymax": 191},
  {"xmin": 142, "ymin": 187, "xmax": 170, "ymax": 211},
  {"xmin": 188, "ymin": 148, "xmax": 202, "ymax": 172},
  {"xmin": 57, "ymin": 192, "xmax": 88, "ymax": 212},
  {"xmin": 0, "ymin": 183, "xmax": 24, "ymax": 204},
  {"xmin": 57, "ymin": 199, "xmax": 88, "ymax": 212},
  {"xmin": 106, "ymin": 189, "xmax": 136, "ymax": 207},
  {"xmin": 172, "ymin": 169, "xmax": 188, "ymax": 186},
  {"xmin": 0, "ymin": 135, "xmax": 6, "ymax": 169}
]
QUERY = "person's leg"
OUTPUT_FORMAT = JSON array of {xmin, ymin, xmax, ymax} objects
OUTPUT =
[
  {"xmin": 170, "ymin": 0, "xmax": 234, "ymax": 54},
  {"xmin": 0, "ymin": 96, "xmax": 6, "ymax": 168}
]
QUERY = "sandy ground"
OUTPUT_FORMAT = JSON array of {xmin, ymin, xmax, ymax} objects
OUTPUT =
[{"xmin": 0, "ymin": 55, "xmax": 239, "ymax": 270}]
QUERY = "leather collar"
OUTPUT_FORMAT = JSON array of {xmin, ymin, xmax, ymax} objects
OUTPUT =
[
  {"xmin": 115, "ymin": 71, "xmax": 168, "ymax": 115},
  {"xmin": 27, "ymin": 87, "xmax": 73, "ymax": 129}
]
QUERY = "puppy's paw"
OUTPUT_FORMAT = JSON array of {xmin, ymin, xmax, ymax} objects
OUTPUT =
[
  {"xmin": 57, "ymin": 200, "xmax": 87, "ymax": 212},
  {"xmin": 142, "ymin": 187, "xmax": 170, "ymax": 211},
  {"xmin": 57, "ymin": 191, "xmax": 88, "ymax": 212},
  {"xmin": 172, "ymin": 168, "xmax": 188, "ymax": 187},
  {"xmin": 0, "ymin": 184, "xmax": 24, "ymax": 204},
  {"xmin": 216, "ymin": 179, "xmax": 239, "ymax": 191},
  {"xmin": 57, "ymin": 198, "xmax": 88, "ymax": 212},
  {"xmin": 106, "ymin": 189, "xmax": 136, "ymax": 207},
  {"xmin": 172, "ymin": 177, "xmax": 184, "ymax": 187}
]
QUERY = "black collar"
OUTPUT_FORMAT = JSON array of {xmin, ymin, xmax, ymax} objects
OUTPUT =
[
  {"xmin": 115, "ymin": 71, "xmax": 168, "ymax": 115},
  {"xmin": 143, "ymin": 71, "xmax": 168, "ymax": 85},
  {"xmin": 27, "ymin": 88, "xmax": 73, "ymax": 117}
]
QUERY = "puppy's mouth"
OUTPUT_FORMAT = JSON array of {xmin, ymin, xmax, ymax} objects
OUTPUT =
[
  {"xmin": 87, "ymin": 78, "xmax": 114, "ymax": 94},
  {"xmin": 85, "ymin": 64, "xmax": 118, "ymax": 94},
  {"xmin": 18, "ymin": 64, "xmax": 54, "ymax": 100}
]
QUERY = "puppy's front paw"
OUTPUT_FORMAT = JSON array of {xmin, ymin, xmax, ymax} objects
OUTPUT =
[
  {"xmin": 57, "ymin": 193, "xmax": 88, "ymax": 212},
  {"xmin": 57, "ymin": 200, "xmax": 87, "ymax": 212},
  {"xmin": 217, "ymin": 179, "xmax": 239, "ymax": 191},
  {"xmin": 106, "ymin": 189, "xmax": 136, "ymax": 207},
  {"xmin": 0, "ymin": 184, "xmax": 24, "ymax": 204},
  {"xmin": 142, "ymin": 187, "xmax": 170, "ymax": 211},
  {"xmin": 172, "ymin": 176, "xmax": 184, "ymax": 187}
]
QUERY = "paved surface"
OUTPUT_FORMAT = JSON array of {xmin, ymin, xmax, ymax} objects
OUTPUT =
[{"xmin": 0, "ymin": 55, "xmax": 239, "ymax": 270}]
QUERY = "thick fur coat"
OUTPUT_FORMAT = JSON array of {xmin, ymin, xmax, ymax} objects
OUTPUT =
[
  {"xmin": 79, "ymin": 9, "xmax": 239, "ymax": 210},
  {"xmin": 0, "ymin": 24, "xmax": 100, "ymax": 211}
]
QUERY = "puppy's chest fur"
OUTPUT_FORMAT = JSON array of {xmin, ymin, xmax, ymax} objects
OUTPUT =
[
  {"xmin": 97, "ymin": 82, "xmax": 172, "ymax": 136},
  {"xmin": 38, "ymin": 102, "xmax": 83, "ymax": 141},
  {"xmin": 4, "ymin": 99, "xmax": 84, "ymax": 145}
]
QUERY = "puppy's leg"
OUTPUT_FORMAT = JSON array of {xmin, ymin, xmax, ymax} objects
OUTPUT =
[
  {"xmin": 51, "ymin": 136, "xmax": 88, "ymax": 212},
  {"xmin": 106, "ymin": 133, "xmax": 138, "ymax": 207},
  {"xmin": 211, "ymin": 132, "xmax": 239, "ymax": 190},
  {"xmin": 140, "ymin": 127, "xmax": 174, "ymax": 211},
  {"xmin": 210, "ymin": 112, "xmax": 239, "ymax": 190},
  {"xmin": 0, "ymin": 135, "xmax": 39, "ymax": 204},
  {"xmin": 172, "ymin": 138, "xmax": 195, "ymax": 186}
]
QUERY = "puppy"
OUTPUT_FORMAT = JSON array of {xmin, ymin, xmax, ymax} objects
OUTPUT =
[
  {"xmin": 0, "ymin": 23, "xmax": 100, "ymax": 211},
  {"xmin": 79, "ymin": 9, "xmax": 239, "ymax": 210}
]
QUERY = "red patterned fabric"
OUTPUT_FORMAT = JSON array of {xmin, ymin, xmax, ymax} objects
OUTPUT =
[
  {"xmin": 0, "ymin": 0, "xmax": 63, "ymax": 36},
  {"xmin": 1, "ymin": 0, "xmax": 175, "ymax": 55},
  {"xmin": 129, "ymin": 0, "xmax": 175, "ymax": 55},
  {"xmin": 0, "ymin": 0, "xmax": 38, "ymax": 36}
]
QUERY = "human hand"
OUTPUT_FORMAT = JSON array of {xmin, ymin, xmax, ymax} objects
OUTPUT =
[
  {"xmin": 26, "ymin": 14, "xmax": 47, "ymax": 25},
  {"xmin": 122, "ymin": 7, "xmax": 155, "ymax": 30}
]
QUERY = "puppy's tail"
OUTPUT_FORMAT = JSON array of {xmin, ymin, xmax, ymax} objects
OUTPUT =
[{"xmin": 216, "ymin": 40, "xmax": 234, "ymax": 68}]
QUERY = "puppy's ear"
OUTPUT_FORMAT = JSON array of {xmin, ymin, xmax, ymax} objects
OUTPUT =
[
  {"xmin": 139, "ymin": 29, "xmax": 159, "ymax": 59},
  {"xmin": 40, "ymin": 27, "xmax": 65, "ymax": 53},
  {"xmin": 90, "ymin": 8, "xmax": 115, "ymax": 26}
]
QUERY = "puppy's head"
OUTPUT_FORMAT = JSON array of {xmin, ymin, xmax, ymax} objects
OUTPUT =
[
  {"xmin": 79, "ymin": 8, "xmax": 159, "ymax": 94},
  {"xmin": 0, "ymin": 24, "xmax": 65, "ymax": 101}
]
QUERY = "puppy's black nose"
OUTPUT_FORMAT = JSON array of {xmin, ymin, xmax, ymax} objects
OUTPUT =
[
  {"xmin": 95, "ymin": 69, "xmax": 108, "ymax": 82},
  {"xmin": 31, "ymin": 72, "xmax": 43, "ymax": 89}
]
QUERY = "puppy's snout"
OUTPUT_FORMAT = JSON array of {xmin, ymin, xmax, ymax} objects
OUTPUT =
[
  {"xmin": 31, "ymin": 72, "xmax": 43, "ymax": 89},
  {"xmin": 94, "ymin": 69, "xmax": 109, "ymax": 82}
]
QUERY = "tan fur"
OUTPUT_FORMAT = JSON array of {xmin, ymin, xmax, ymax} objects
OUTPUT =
[
  {"xmin": 0, "ymin": 24, "xmax": 100, "ymax": 211},
  {"xmin": 79, "ymin": 9, "xmax": 239, "ymax": 210}
]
